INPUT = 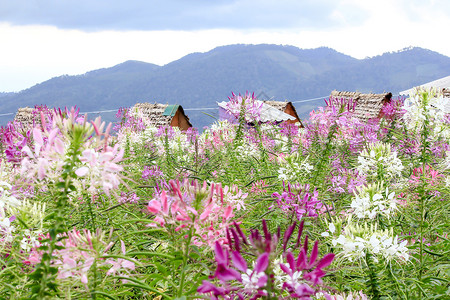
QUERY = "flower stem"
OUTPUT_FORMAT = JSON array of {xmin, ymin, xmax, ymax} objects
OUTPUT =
[{"xmin": 177, "ymin": 229, "xmax": 193, "ymax": 297}]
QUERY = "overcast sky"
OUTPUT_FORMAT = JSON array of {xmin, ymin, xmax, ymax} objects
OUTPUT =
[{"xmin": 1, "ymin": 0, "xmax": 449, "ymax": 92}]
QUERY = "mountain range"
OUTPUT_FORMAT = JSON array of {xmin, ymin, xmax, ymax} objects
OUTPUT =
[{"xmin": 1, "ymin": 44, "xmax": 449, "ymax": 129}]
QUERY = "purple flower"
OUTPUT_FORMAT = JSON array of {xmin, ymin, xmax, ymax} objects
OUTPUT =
[
  {"xmin": 272, "ymin": 183, "xmax": 323, "ymax": 220},
  {"xmin": 142, "ymin": 165, "xmax": 164, "ymax": 180},
  {"xmin": 119, "ymin": 192, "xmax": 140, "ymax": 204},
  {"xmin": 224, "ymin": 92, "xmax": 263, "ymax": 123},
  {"xmin": 198, "ymin": 220, "xmax": 335, "ymax": 299}
]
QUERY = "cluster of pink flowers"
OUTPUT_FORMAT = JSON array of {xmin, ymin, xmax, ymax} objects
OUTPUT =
[
  {"xmin": 25, "ymin": 229, "xmax": 135, "ymax": 287},
  {"xmin": 146, "ymin": 179, "xmax": 244, "ymax": 248},
  {"xmin": 0, "ymin": 122, "xmax": 30, "ymax": 165},
  {"xmin": 20, "ymin": 127, "xmax": 66, "ymax": 181},
  {"xmin": 113, "ymin": 107, "xmax": 146, "ymax": 133},
  {"xmin": 142, "ymin": 165, "xmax": 165, "ymax": 180},
  {"xmin": 225, "ymin": 92, "xmax": 263, "ymax": 123},
  {"xmin": 15, "ymin": 108, "xmax": 125, "ymax": 198},
  {"xmin": 250, "ymin": 180, "xmax": 268, "ymax": 195},
  {"xmin": 119, "ymin": 192, "xmax": 140, "ymax": 204},
  {"xmin": 75, "ymin": 144, "xmax": 124, "ymax": 196}
]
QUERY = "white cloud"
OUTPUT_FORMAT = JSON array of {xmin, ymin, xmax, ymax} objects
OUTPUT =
[{"xmin": 0, "ymin": 0, "xmax": 449, "ymax": 92}]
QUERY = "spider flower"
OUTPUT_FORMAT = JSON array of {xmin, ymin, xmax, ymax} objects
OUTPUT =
[
  {"xmin": 350, "ymin": 183, "xmax": 397, "ymax": 219},
  {"xmin": 146, "ymin": 179, "xmax": 242, "ymax": 248},
  {"xmin": 272, "ymin": 183, "xmax": 323, "ymax": 220},
  {"xmin": 356, "ymin": 142, "xmax": 404, "ymax": 181},
  {"xmin": 25, "ymin": 229, "xmax": 135, "ymax": 287},
  {"xmin": 329, "ymin": 217, "xmax": 409, "ymax": 262},
  {"xmin": 198, "ymin": 220, "xmax": 335, "ymax": 299}
]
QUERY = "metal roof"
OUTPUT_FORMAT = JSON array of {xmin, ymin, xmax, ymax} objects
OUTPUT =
[
  {"xmin": 400, "ymin": 75, "xmax": 450, "ymax": 95},
  {"xmin": 217, "ymin": 100, "xmax": 296, "ymax": 122},
  {"xmin": 162, "ymin": 105, "xmax": 179, "ymax": 117}
]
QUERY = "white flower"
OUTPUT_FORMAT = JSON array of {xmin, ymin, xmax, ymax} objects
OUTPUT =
[
  {"xmin": 356, "ymin": 142, "xmax": 404, "ymax": 181},
  {"xmin": 403, "ymin": 89, "xmax": 450, "ymax": 139},
  {"xmin": 277, "ymin": 155, "xmax": 312, "ymax": 182},
  {"xmin": 0, "ymin": 181, "xmax": 21, "ymax": 208},
  {"xmin": 241, "ymin": 268, "xmax": 266, "ymax": 290},
  {"xmin": 329, "ymin": 218, "xmax": 410, "ymax": 262},
  {"xmin": 321, "ymin": 222, "xmax": 336, "ymax": 237},
  {"xmin": 351, "ymin": 184, "xmax": 398, "ymax": 219}
]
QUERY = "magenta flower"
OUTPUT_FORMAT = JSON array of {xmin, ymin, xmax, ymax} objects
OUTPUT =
[
  {"xmin": 198, "ymin": 241, "xmax": 269, "ymax": 299},
  {"xmin": 119, "ymin": 192, "xmax": 140, "ymax": 204},
  {"xmin": 198, "ymin": 220, "xmax": 335, "ymax": 299},
  {"xmin": 272, "ymin": 183, "xmax": 323, "ymax": 220}
]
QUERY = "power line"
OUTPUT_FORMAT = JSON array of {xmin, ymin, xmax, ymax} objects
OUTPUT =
[
  {"xmin": 0, "ymin": 95, "xmax": 328, "ymax": 117},
  {"xmin": 291, "ymin": 96, "xmax": 328, "ymax": 103},
  {"xmin": 183, "ymin": 107, "xmax": 218, "ymax": 111},
  {"xmin": 79, "ymin": 109, "xmax": 118, "ymax": 114}
]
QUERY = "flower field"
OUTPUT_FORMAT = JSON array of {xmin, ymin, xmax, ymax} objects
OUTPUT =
[{"xmin": 0, "ymin": 90, "xmax": 449, "ymax": 299}]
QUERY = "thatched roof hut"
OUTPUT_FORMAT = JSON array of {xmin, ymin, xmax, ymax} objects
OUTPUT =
[
  {"xmin": 131, "ymin": 102, "xmax": 192, "ymax": 130},
  {"xmin": 13, "ymin": 107, "xmax": 36, "ymax": 128},
  {"xmin": 330, "ymin": 91, "xmax": 392, "ymax": 122},
  {"xmin": 263, "ymin": 100, "xmax": 303, "ymax": 127}
]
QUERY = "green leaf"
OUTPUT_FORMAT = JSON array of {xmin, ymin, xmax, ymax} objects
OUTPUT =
[
  {"xmin": 99, "ymin": 255, "xmax": 142, "ymax": 267},
  {"xmin": 123, "ymin": 228, "xmax": 165, "ymax": 236},
  {"xmin": 117, "ymin": 218, "xmax": 157, "ymax": 225},
  {"xmin": 90, "ymin": 291, "xmax": 118, "ymax": 300},
  {"xmin": 120, "ymin": 277, "xmax": 171, "ymax": 299},
  {"xmin": 127, "ymin": 251, "xmax": 175, "ymax": 260}
]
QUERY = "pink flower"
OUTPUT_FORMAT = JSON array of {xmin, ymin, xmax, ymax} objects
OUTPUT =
[
  {"xmin": 146, "ymin": 179, "xmax": 244, "ymax": 248},
  {"xmin": 76, "ymin": 144, "xmax": 124, "ymax": 196},
  {"xmin": 105, "ymin": 241, "xmax": 135, "ymax": 281}
]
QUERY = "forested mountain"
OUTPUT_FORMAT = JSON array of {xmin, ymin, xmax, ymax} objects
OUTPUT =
[{"xmin": 1, "ymin": 44, "xmax": 449, "ymax": 128}]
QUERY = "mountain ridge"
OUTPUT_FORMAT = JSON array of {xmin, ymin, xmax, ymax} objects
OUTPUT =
[{"xmin": 1, "ymin": 44, "xmax": 449, "ymax": 128}]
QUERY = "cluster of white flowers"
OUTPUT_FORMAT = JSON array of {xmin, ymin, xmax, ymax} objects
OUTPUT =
[
  {"xmin": 350, "ymin": 183, "xmax": 397, "ymax": 219},
  {"xmin": 0, "ymin": 176, "xmax": 49, "ymax": 251},
  {"xmin": 20, "ymin": 228, "xmax": 43, "ymax": 251},
  {"xmin": 356, "ymin": 142, "xmax": 404, "ymax": 180},
  {"xmin": 0, "ymin": 180, "xmax": 19, "ymax": 244},
  {"xmin": 0, "ymin": 181, "xmax": 21, "ymax": 209},
  {"xmin": 323, "ymin": 219, "xmax": 409, "ymax": 263},
  {"xmin": 403, "ymin": 89, "xmax": 450, "ymax": 138},
  {"xmin": 278, "ymin": 155, "xmax": 313, "ymax": 181},
  {"xmin": 235, "ymin": 143, "xmax": 260, "ymax": 159}
]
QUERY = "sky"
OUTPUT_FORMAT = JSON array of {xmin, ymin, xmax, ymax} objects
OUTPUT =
[{"xmin": 1, "ymin": 0, "xmax": 449, "ymax": 92}]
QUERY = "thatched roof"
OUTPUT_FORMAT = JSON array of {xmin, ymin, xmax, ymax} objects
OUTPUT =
[
  {"xmin": 13, "ymin": 107, "xmax": 35, "ymax": 127},
  {"xmin": 330, "ymin": 91, "xmax": 392, "ymax": 122},
  {"xmin": 262, "ymin": 100, "xmax": 289, "ymax": 111},
  {"xmin": 131, "ymin": 102, "xmax": 192, "ymax": 129}
]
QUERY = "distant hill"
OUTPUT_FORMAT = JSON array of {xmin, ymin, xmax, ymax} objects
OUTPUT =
[{"xmin": 1, "ymin": 44, "xmax": 449, "ymax": 129}]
